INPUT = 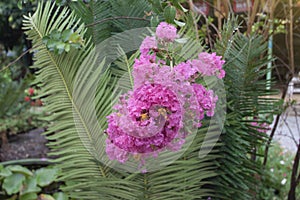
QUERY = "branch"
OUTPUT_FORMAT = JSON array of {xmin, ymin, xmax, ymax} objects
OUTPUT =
[
  {"xmin": 0, "ymin": 45, "xmax": 39, "ymax": 73},
  {"xmin": 188, "ymin": 0, "xmax": 199, "ymax": 40},
  {"xmin": 289, "ymin": 0, "xmax": 295, "ymax": 76},
  {"xmin": 288, "ymin": 140, "xmax": 300, "ymax": 199},
  {"xmin": 0, "ymin": 16, "xmax": 148, "ymax": 73},
  {"xmin": 188, "ymin": 0, "xmax": 221, "ymax": 42},
  {"xmin": 282, "ymin": 115, "xmax": 299, "ymax": 146},
  {"xmin": 276, "ymin": 133, "xmax": 298, "ymax": 144},
  {"xmin": 85, "ymin": 16, "xmax": 150, "ymax": 27},
  {"xmin": 292, "ymin": 106, "xmax": 300, "ymax": 137}
]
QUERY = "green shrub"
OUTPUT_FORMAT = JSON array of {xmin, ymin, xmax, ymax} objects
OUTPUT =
[
  {"xmin": 257, "ymin": 142, "xmax": 300, "ymax": 200},
  {"xmin": 0, "ymin": 164, "xmax": 69, "ymax": 200}
]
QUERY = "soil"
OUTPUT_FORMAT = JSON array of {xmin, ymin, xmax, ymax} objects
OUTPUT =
[{"xmin": 0, "ymin": 128, "xmax": 49, "ymax": 162}]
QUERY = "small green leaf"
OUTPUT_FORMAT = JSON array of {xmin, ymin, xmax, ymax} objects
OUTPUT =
[
  {"xmin": 21, "ymin": 176, "xmax": 41, "ymax": 195},
  {"xmin": 20, "ymin": 193, "xmax": 38, "ymax": 200},
  {"xmin": 61, "ymin": 29, "xmax": 73, "ymax": 42},
  {"xmin": 64, "ymin": 44, "xmax": 71, "ymax": 52},
  {"xmin": 8, "ymin": 15, "xmax": 14, "ymax": 23},
  {"xmin": 38, "ymin": 194, "xmax": 55, "ymax": 200},
  {"xmin": 7, "ymin": 165, "xmax": 33, "ymax": 176},
  {"xmin": 0, "ymin": 167, "xmax": 12, "ymax": 177},
  {"xmin": 151, "ymin": 0, "xmax": 163, "ymax": 13},
  {"xmin": 53, "ymin": 192, "xmax": 68, "ymax": 200},
  {"xmin": 69, "ymin": 32, "xmax": 82, "ymax": 44},
  {"xmin": 17, "ymin": 0, "xmax": 23, "ymax": 9},
  {"xmin": 71, "ymin": 43, "xmax": 81, "ymax": 49},
  {"xmin": 150, "ymin": 16, "xmax": 160, "ymax": 27},
  {"xmin": 42, "ymin": 36, "xmax": 50, "ymax": 45},
  {"xmin": 50, "ymin": 29, "xmax": 61, "ymax": 40},
  {"xmin": 46, "ymin": 39, "xmax": 58, "ymax": 50},
  {"xmin": 3, "ymin": 173, "xmax": 25, "ymax": 195},
  {"xmin": 164, "ymin": 6, "xmax": 176, "ymax": 24},
  {"xmin": 56, "ymin": 42, "xmax": 66, "ymax": 54},
  {"xmin": 173, "ymin": 1, "xmax": 188, "ymax": 12},
  {"xmin": 35, "ymin": 168, "xmax": 58, "ymax": 187}
]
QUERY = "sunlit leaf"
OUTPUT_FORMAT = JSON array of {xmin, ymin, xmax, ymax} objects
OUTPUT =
[{"xmin": 38, "ymin": 194, "xmax": 55, "ymax": 200}]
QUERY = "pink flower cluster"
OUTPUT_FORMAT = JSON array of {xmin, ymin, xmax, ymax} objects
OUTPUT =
[
  {"xmin": 174, "ymin": 52, "xmax": 226, "ymax": 80},
  {"xmin": 192, "ymin": 84, "xmax": 218, "ymax": 120},
  {"xmin": 106, "ymin": 84, "xmax": 182, "ymax": 156},
  {"xmin": 105, "ymin": 22, "xmax": 225, "ymax": 166},
  {"xmin": 155, "ymin": 22, "xmax": 178, "ymax": 42},
  {"xmin": 140, "ymin": 36, "xmax": 157, "ymax": 54},
  {"xmin": 250, "ymin": 121, "xmax": 270, "ymax": 133}
]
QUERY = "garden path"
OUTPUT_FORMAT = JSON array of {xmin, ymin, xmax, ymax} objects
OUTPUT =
[{"xmin": 270, "ymin": 94, "xmax": 300, "ymax": 153}]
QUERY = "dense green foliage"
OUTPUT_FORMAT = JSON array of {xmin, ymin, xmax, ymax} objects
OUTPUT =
[
  {"xmin": 257, "ymin": 142, "xmax": 300, "ymax": 200},
  {"xmin": 0, "ymin": 72, "xmax": 45, "ymax": 139},
  {"xmin": 0, "ymin": 0, "xmax": 36, "ymax": 79},
  {"xmin": 0, "ymin": 164, "xmax": 68, "ymax": 200},
  {"xmin": 0, "ymin": 0, "xmax": 43, "ymax": 139}
]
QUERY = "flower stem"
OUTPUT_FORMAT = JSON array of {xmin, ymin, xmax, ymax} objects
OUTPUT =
[
  {"xmin": 0, "ymin": 158, "xmax": 53, "ymax": 166},
  {"xmin": 125, "ymin": 56, "xmax": 134, "ymax": 88}
]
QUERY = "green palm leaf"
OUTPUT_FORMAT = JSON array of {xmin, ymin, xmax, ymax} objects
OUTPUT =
[
  {"xmin": 69, "ymin": 0, "xmax": 151, "ymax": 44},
  {"xmin": 23, "ymin": 2, "xmax": 140, "ymax": 199},
  {"xmin": 210, "ymin": 17, "xmax": 282, "ymax": 200}
]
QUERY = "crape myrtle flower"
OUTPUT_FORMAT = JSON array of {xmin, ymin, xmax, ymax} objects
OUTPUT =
[
  {"xmin": 192, "ymin": 83, "xmax": 218, "ymax": 121},
  {"xmin": 140, "ymin": 36, "xmax": 157, "ymax": 55},
  {"xmin": 105, "ymin": 22, "xmax": 225, "ymax": 167},
  {"xmin": 106, "ymin": 84, "xmax": 183, "ymax": 158},
  {"xmin": 191, "ymin": 52, "xmax": 225, "ymax": 79},
  {"xmin": 250, "ymin": 121, "xmax": 271, "ymax": 133},
  {"xmin": 155, "ymin": 22, "xmax": 178, "ymax": 42}
]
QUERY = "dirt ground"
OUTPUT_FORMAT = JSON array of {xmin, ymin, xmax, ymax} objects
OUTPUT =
[{"xmin": 0, "ymin": 128, "xmax": 49, "ymax": 162}]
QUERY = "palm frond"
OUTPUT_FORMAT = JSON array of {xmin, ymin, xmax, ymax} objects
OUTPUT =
[
  {"xmin": 209, "ymin": 17, "xmax": 282, "ymax": 199},
  {"xmin": 109, "ymin": 0, "xmax": 151, "ymax": 31},
  {"xmin": 69, "ymin": 0, "xmax": 151, "ymax": 44},
  {"xmin": 23, "ymin": 2, "xmax": 140, "ymax": 199}
]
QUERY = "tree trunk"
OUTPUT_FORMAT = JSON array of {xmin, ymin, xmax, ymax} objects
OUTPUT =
[{"xmin": 288, "ymin": 141, "xmax": 300, "ymax": 200}]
